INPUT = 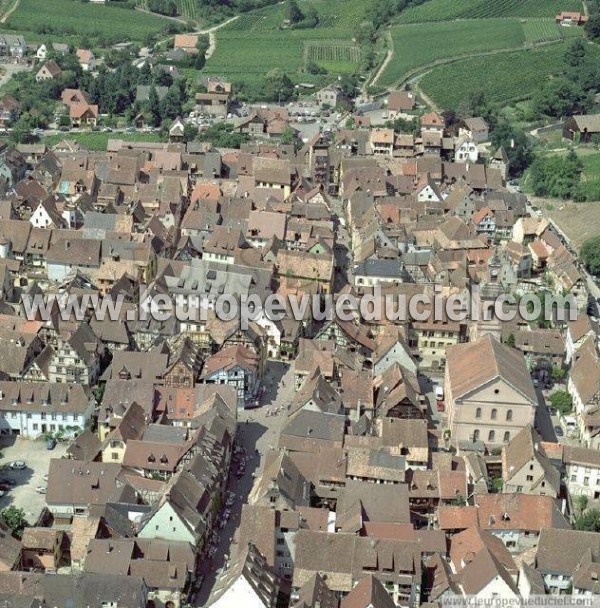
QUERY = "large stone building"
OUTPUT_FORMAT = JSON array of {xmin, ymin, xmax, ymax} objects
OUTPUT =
[{"xmin": 445, "ymin": 334, "xmax": 537, "ymax": 450}]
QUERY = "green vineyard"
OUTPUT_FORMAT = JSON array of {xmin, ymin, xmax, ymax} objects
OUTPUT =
[
  {"xmin": 522, "ymin": 20, "xmax": 564, "ymax": 44},
  {"xmin": 305, "ymin": 42, "xmax": 361, "ymax": 64},
  {"xmin": 398, "ymin": 0, "xmax": 583, "ymax": 23},
  {"xmin": 419, "ymin": 44, "xmax": 570, "ymax": 108}
]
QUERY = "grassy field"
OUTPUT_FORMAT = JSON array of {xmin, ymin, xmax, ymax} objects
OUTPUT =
[
  {"xmin": 42, "ymin": 132, "xmax": 164, "ymax": 151},
  {"xmin": 578, "ymin": 150, "xmax": 600, "ymax": 201},
  {"xmin": 397, "ymin": 0, "xmax": 583, "ymax": 23},
  {"xmin": 379, "ymin": 19, "xmax": 526, "ymax": 87},
  {"xmin": 205, "ymin": 0, "xmax": 371, "ymax": 85},
  {"xmin": 3, "ymin": 0, "xmax": 168, "ymax": 44},
  {"xmin": 419, "ymin": 43, "xmax": 571, "ymax": 109}
]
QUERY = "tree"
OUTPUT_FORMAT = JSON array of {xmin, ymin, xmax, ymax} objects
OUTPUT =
[
  {"xmin": 183, "ymin": 123, "xmax": 198, "ymax": 143},
  {"xmin": 147, "ymin": 85, "xmax": 162, "ymax": 127},
  {"xmin": 575, "ymin": 494, "xmax": 589, "ymax": 515},
  {"xmin": 265, "ymin": 69, "xmax": 294, "ymax": 102},
  {"xmin": 505, "ymin": 333, "xmax": 516, "ymax": 347},
  {"xmin": 549, "ymin": 390, "xmax": 573, "ymax": 415},
  {"xmin": 575, "ymin": 508, "xmax": 600, "ymax": 532},
  {"xmin": 581, "ymin": 236, "xmax": 600, "ymax": 276},
  {"xmin": 585, "ymin": 13, "xmax": 600, "ymax": 40},
  {"xmin": 285, "ymin": 0, "xmax": 304, "ymax": 24},
  {"xmin": 0, "ymin": 506, "xmax": 28, "ymax": 536},
  {"xmin": 280, "ymin": 126, "xmax": 295, "ymax": 145},
  {"xmin": 550, "ymin": 365, "xmax": 567, "ymax": 384},
  {"xmin": 306, "ymin": 60, "xmax": 326, "ymax": 75},
  {"xmin": 532, "ymin": 78, "xmax": 587, "ymax": 118},
  {"xmin": 160, "ymin": 86, "xmax": 183, "ymax": 121},
  {"xmin": 528, "ymin": 151, "xmax": 583, "ymax": 199},
  {"xmin": 10, "ymin": 114, "xmax": 34, "ymax": 144},
  {"xmin": 565, "ymin": 38, "xmax": 586, "ymax": 66},
  {"xmin": 490, "ymin": 120, "xmax": 532, "ymax": 177}
]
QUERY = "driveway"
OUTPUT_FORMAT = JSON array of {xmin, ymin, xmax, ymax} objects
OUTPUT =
[{"xmin": 0, "ymin": 436, "xmax": 67, "ymax": 525}]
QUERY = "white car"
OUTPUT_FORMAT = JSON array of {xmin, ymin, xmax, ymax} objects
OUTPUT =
[
  {"xmin": 36, "ymin": 486, "xmax": 47, "ymax": 494},
  {"xmin": 8, "ymin": 461, "xmax": 25, "ymax": 470}
]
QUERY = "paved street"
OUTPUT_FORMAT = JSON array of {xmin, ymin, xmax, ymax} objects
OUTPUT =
[
  {"xmin": 0, "ymin": 436, "xmax": 68, "ymax": 525},
  {"xmin": 194, "ymin": 361, "xmax": 294, "ymax": 606},
  {"xmin": 534, "ymin": 387, "xmax": 558, "ymax": 443}
]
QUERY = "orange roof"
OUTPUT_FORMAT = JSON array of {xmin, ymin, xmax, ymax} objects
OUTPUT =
[
  {"xmin": 529, "ymin": 240, "xmax": 550, "ymax": 259},
  {"xmin": 437, "ymin": 505, "xmax": 479, "ymax": 529},
  {"xmin": 70, "ymin": 103, "xmax": 98, "ymax": 119},
  {"xmin": 190, "ymin": 183, "xmax": 223, "ymax": 204},
  {"xmin": 471, "ymin": 206, "xmax": 493, "ymax": 225}
]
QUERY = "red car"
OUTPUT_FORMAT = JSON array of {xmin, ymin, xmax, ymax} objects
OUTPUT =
[{"xmin": 436, "ymin": 399, "xmax": 445, "ymax": 412}]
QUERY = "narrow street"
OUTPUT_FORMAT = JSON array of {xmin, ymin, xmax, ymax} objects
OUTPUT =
[{"xmin": 194, "ymin": 361, "xmax": 294, "ymax": 606}]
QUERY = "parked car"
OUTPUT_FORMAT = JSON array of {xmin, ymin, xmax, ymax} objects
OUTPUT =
[
  {"xmin": 8, "ymin": 461, "xmax": 25, "ymax": 470},
  {"xmin": 554, "ymin": 426, "xmax": 564, "ymax": 437},
  {"xmin": 35, "ymin": 486, "xmax": 47, "ymax": 494},
  {"xmin": 0, "ymin": 490, "xmax": 5, "ymax": 498},
  {"xmin": 0, "ymin": 484, "xmax": 11, "ymax": 492},
  {"xmin": 548, "ymin": 406, "xmax": 557, "ymax": 415},
  {"xmin": 46, "ymin": 438, "xmax": 57, "ymax": 450},
  {"xmin": 0, "ymin": 479, "xmax": 16, "ymax": 487}
]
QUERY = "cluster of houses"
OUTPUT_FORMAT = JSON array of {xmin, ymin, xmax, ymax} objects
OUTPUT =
[{"xmin": 0, "ymin": 79, "xmax": 598, "ymax": 608}]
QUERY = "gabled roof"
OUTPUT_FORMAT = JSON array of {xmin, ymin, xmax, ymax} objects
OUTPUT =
[{"xmin": 446, "ymin": 334, "xmax": 536, "ymax": 404}]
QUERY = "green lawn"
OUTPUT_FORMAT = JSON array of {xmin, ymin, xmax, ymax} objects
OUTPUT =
[
  {"xmin": 206, "ymin": 0, "xmax": 371, "ymax": 85},
  {"xmin": 3, "ymin": 0, "xmax": 169, "ymax": 44},
  {"xmin": 379, "ymin": 19, "xmax": 526, "ymax": 86},
  {"xmin": 42, "ymin": 132, "xmax": 164, "ymax": 152},
  {"xmin": 397, "ymin": 0, "xmax": 583, "ymax": 22},
  {"xmin": 579, "ymin": 150, "xmax": 600, "ymax": 200},
  {"xmin": 419, "ymin": 44, "xmax": 571, "ymax": 109}
]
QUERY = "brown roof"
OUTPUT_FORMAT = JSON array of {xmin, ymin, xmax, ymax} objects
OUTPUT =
[
  {"xmin": 474, "ymin": 494, "xmax": 570, "ymax": 532},
  {"xmin": 503, "ymin": 424, "xmax": 560, "ymax": 491},
  {"xmin": 46, "ymin": 460, "xmax": 133, "ymax": 508},
  {"xmin": 201, "ymin": 344, "xmax": 259, "ymax": 377},
  {"xmin": 437, "ymin": 505, "xmax": 480, "ymax": 530},
  {"xmin": 341, "ymin": 575, "xmax": 396, "ymax": 608},
  {"xmin": 70, "ymin": 103, "xmax": 98, "ymax": 119},
  {"xmin": 0, "ymin": 521, "xmax": 21, "ymax": 569},
  {"xmin": 387, "ymin": 91, "xmax": 416, "ymax": 112},
  {"xmin": 450, "ymin": 527, "xmax": 517, "ymax": 575},
  {"xmin": 536, "ymin": 528, "xmax": 600, "ymax": 574},
  {"xmin": 570, "ymin": 335, "xmax": 600, "ymax": 406},
  {"xmin": 446, "ymin": 334, "xmax": 536, "ymax": 404},
  {"xmin": 21, "ymin": 527, "xmax": 61, "ymax": 551}
]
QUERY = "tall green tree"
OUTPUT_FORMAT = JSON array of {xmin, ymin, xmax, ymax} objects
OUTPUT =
[
  {"xmin": 0, "ymin": 507, "xmax": 28, "ymax": 536},
  {"xmin": 490, "ymin": 120, "xmax": 532, "ymax": 177},
  {"xmin": 148, "ymin": 85, "xmax": 162, "ymax": 126},
  {"xmin": 581, "ymin": 236, "xmax": 600, "ymax": 276},
  {"xmin": 285, "ymin": 0, "xmax": 304, "ymax": 24},
  {"xmin": 160, "ymin": 87, "xmax": 183, "ymax": 120},
  {"xmin": 565, "ymin": 38, "xmax": 586, "ymax": 66}
]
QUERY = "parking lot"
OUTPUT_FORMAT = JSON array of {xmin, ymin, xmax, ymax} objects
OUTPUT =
[{"xmin": 0, "ymin": 437, "xmax": 68, "ymax": 524}]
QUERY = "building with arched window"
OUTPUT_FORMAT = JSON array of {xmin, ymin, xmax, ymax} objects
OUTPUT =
[{"xmin": 444, "ymin": 334, "xmax": 537, "ymax": 450}]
